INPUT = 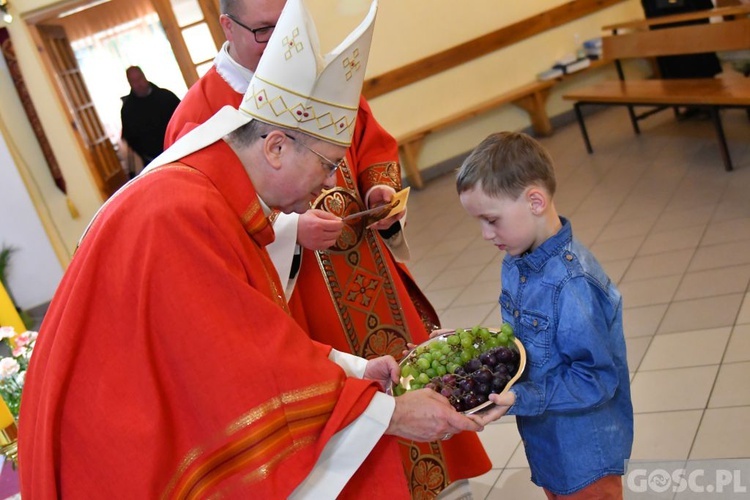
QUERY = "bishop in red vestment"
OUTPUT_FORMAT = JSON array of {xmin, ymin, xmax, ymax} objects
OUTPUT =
[
  {"xmin": 167, "ymin": 33, "xmax": 492, "ymax": 500},
  {"xmin": 19, "ymin": 1, "xmax": 500, "ymax": 496}
]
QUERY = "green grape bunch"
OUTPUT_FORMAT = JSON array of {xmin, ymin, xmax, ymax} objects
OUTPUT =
[{"xmin": 392, "ymin": 324, "xmax": 522, "ymax": 413}]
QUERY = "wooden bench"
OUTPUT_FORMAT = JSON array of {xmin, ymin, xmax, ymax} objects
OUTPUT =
[
  {"xmin": 396, "ymin": 59, "xmax": 609, "ymax": 189},
  {"xmin": 396, "ymin": 80, "xmax": 554, "ymax": 189},
  {"xmin": 563, "ymin": 6, "xmax": 750, "ymax": 171}
]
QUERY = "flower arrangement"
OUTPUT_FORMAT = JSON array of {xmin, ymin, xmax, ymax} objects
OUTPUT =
[{"xmin": 0, "ymin": 326, "xmax": 36, "ymax": 420}]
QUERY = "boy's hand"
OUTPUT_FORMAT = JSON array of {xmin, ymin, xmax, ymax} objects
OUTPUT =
[{"xmin": 489, "ymin": 390, "xmax": 516, "ymax": 407}]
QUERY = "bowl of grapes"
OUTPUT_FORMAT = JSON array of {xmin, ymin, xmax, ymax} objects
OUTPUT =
[{"xmin": 389, "ymin": 324, "xmax": 526, "ymax": 415}]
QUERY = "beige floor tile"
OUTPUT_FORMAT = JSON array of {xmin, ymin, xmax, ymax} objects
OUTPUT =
[
  {"xmin": 673, "ymin": 265, "xmax": 750, "ymax": 302},
  {"xmin": 621, "ymin": 249, "xmax": 693, "ymax": 283},
  {"xmin": 638, "ymin": 225, "xmax": 704, "ymax": 257},
  {"xmin": 439, "ymin": 303, "xmax": 498, "ymax": 331},
  {"xmin": 618, "ymin": 276, "xmax": 681, "ymax": 308},
  {"xmin": 626, "ymin": 336, "xmax": 652, "ymax": 372},
  {"xmin": 444, "ymin": 221, "xmax": 483, "ymax": 243},
  {"xmin": 630, "ymin": 366, "xmax": 718, "ymax": 413},
  {"xmin": 689, "ymin": 240, "xmax": 750, "ymax": 272},
  {"xmin": 640, "ymin": 328, "xmax": 731, "ymax": 371},
  {"xmin": 475, "ymin": 258, "xmax": 503, "ymax": 284},
  {"xmin": 475, "ymin": 420, "xmax": 522, "ymax": 469},
  {"xmin": 708, "ymin": 361, "xmax": 750, "ymax": 408},
  {"xmin": 702, "ymin": 217, "xmax": 750, "ymax": 246},
  {"xmin": 505, "ymin": 442, "xmax": 529, "ymax": 469},
  {"xmin": 725, "ymin": 324, "xmax": 750, "ymax": 363},
  {"xmin": 480, "ymin": 307, "xmax": 504, "ymax": 329},
  {"xmin": 652, "ymin": 205, "xmax": 713, "ymax": 233},
  {"xmin": 658, "ymin": 295, "xmax": 744, "ymax": 334},
  {"xmin": 425, "ymin": 264, "xmax": 485, "ymax": 291},
  {"xmin": 624, "ymin": 304, "xmax": 668, "ymax": 338},
  {"xmin": 407, "ymin": 254, "xmax": 454, "ymax": 288},
  {"xmin": 424, "ymin": 286, "xmax": 465, "ymax": 311},
  {"xmin": 737, "ymin": 293, "xmax": 750, "ymax": 325},
  {"xmin": 485, "ymin": 468, "xmax": 545, "ymax": 500},
  {"xmin": 421, "ymin": 235, "xmax": 474, "ymax": 260},
  {"xmin": 631, "ymin": 410, "xmax": 703, "ymax": 460},
  {"xmin": 590, "ymin": 235, "xmax": 646, "ymax": 263},
  {"xmin": 691, "ymin": 407, "xmax": 750, "ymax": 459},
  {"xmin": 602, "ymin": 258, "xmax": 631, "ymax": 284},
  {"xmin": 452, "ymin": 280, "xmax": 501, "ymax": 308},
  {"xmin": 468, "ymin": 468, "xmax": 502, "ymax": 500},
  {"xmin": 448, "ymin": 240, "xmax": 501, "ymax": 270},
  {"xmin": 597, "ymin": 217, "xmax": 657, "ymax": 244}
]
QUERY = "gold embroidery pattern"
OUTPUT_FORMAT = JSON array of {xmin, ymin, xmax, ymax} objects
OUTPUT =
[
  {"xmin": 362, "ymin": 327, "xmax": 408, "ymax": 360},
  {"xmin": 342, "ymin": 48, "xmax": 361, "ymax": 81},
  {"xmin": 411, "ymin": 456, "xmax": 448, "ymax": 500},
  {"xmin": 315, "ymin": 187, "xmax": 366, "ymax": 251},
  {"xmin": 363, "ymin": 161, "xmax": 401, "ymax": 191},
  {"xmin": 344, "ymin": 271, "xmax": 381, "ymax": 310},
  {"xmin": 247, "ymin": 80, "xmax": 354, "ymax": 141},
  {"xmin": 282, "ymin": 27, "xmax": 303, "ymax": 60}
]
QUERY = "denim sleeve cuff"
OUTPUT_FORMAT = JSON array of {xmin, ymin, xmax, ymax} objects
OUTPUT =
[{"xmin": 505, "ymin": 383, "xmax": 545, "ymax": 416}]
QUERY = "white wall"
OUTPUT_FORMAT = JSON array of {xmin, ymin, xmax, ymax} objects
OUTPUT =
[{"xmin": 0, "ymin": 109, "xmax": 63, "ymax": 310}]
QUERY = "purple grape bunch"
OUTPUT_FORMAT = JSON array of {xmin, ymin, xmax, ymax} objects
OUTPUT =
[
  {"xmin": 427, "ymin": 345, "xmax": 520, "ymax": 412},
  {"xmin": 393, "ymin": 324, "xmax": 522, "ymax": 413}
]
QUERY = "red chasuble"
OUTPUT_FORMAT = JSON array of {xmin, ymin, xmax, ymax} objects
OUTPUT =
[
  {"xmin": 294, "ymin": 98, "xmax": 492, "ymax": 496},
  {"xmin": 166, "ymin": 69, "xmax": 491, "ymax": 497},
  {"xmin": 18, "ymin": 141, "xmax": 408, "ymax": 498}
]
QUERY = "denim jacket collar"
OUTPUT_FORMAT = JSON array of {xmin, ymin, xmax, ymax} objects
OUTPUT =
[{"xmin": 507, "ymin": 217, "xmax": 571, "ymax": 272}]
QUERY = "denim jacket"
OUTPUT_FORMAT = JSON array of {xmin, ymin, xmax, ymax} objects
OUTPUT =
[{"xmin": 501, "ymin": 217, "xmax": 633, "ymax": 495}]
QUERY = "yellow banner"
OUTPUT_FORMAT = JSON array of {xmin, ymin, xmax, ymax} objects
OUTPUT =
[{"xmin": 0, "ymin": 282, "xmax": 24, "ymax": 333}]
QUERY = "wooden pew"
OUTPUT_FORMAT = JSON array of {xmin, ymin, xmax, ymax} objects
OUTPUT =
[
  {"xmin": 395, "ymin": 60, "xmax": 610, "ymax": 188},
  {"xmin": 563, "ymin": 6, "xmax": 750, "ymax": 171}
]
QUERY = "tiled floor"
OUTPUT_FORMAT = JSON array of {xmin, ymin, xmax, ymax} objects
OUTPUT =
[{"xmin": 402, "ymin": 104, "xmax": 750, "ymax": 498}]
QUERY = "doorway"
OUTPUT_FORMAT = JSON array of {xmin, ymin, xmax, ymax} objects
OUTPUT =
[{"xmin": 25, "ymin": 0, "xmax": 222, "ymax": 197}]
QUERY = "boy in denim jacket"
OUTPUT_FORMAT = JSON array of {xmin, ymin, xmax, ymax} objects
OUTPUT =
[{"xmin": 456, "ymin": 131, "xmax": 633, "ymax": 499}]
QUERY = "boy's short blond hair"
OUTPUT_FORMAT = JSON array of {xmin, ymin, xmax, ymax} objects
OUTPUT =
[{"xmin": 456, "ymin": 131, "xmax": 556, "ymax": 200}]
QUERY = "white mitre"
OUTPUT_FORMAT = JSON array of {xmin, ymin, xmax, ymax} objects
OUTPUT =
[{"xmin": 147, "ymin": 0, "xmax": 377, "ymax": 170}]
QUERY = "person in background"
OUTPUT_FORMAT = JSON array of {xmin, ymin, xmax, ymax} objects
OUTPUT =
[
  {"xmin": 18, "ymin": 2, "xmax": 501, "ymax": 497},
  {"xmin": 165, "ymin": 0, "xmax": 492, "ymax": 497},
  {"xmin": 457, "ymin": 132, "xmax": 634, "ymax": 499},
  {"xmin": 640, "ymin": 0, "xmax": 722, "ymax": 120},
  {"xmin": 120, "ymin": 66, "xmax": 180, "ymax": 177}
]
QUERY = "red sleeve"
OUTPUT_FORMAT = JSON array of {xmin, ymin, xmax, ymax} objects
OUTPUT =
[{"xmin": 348, "ymin": 96, "xmax": 402, "ymax": 194}]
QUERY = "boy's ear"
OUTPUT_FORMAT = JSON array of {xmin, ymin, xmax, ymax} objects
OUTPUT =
[{"xmin": 527, "ymin": 188, "xmax": 547, "ymax": 215}]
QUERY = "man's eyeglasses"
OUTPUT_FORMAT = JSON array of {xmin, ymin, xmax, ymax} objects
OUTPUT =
[
  {"xmin": 224, "ymin": 14, "xmax": 275, "ymax": 44},
  {"xmin": 261, "ymin": 133, "xmax": 343, "ymax": 176}
]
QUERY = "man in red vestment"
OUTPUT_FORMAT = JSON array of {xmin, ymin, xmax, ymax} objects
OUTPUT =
[
  {"xmin": 18, "ymin": 2, "xmax": 503, "ymax": 497},
  {"xmin": 166, "ymin": 0, "xmax": 492, "ymax": 497}
]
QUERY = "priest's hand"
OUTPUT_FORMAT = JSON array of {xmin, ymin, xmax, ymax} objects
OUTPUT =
[
  {"xmin": 297, "ymin": 209, "xmax": 344, "ymax": 250},
  {"xmin": 367, "ymin": 186, "xmax": 405, "ymax": 231},
  {"xmin": 386, "ymin": 389, "xmax": 484, "ymax": 442},
  {"xmin": 363, "ymin": 355, "xmax": 400, "ymax": 390}
]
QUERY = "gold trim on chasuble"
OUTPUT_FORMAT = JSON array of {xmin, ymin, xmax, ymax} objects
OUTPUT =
[
  {"xmin": 312, "ymin": 160, "xmax": 450, "ymax": 497},
  {"xmin": 163, "ymin": 380, "xmax": 341, "ymax": 499}
]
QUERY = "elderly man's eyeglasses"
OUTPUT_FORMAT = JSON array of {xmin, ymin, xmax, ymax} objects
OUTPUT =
[
  {"xmin": 224, "ymin": 14, "xmax": 275, "ymax": 43},
  {"xmin": 261, "ymin": 133, "xmax": 343, "ymax": 176}
]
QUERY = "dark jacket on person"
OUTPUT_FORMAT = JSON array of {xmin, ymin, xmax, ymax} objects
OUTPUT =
[
  {"xmin": 640, "ymin": 0, "xmax": 722, "ymax": 79},
  {"xmin": 121, "ymin": 83, "xmax": 181, "ymax": 165}
]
